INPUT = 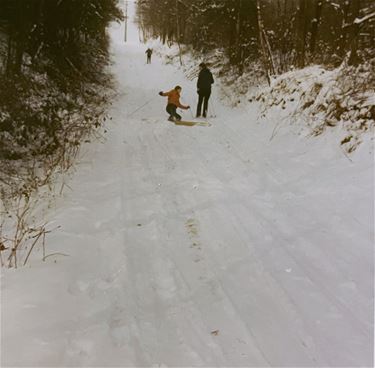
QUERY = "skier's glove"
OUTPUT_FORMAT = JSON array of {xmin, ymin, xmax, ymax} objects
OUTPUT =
[{"xmin": 158, "ymin": 91, "xmax": 163, "ymax": 96}]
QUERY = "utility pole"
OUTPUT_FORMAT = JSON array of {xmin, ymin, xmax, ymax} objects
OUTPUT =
[{"xmin": 124, "ymin": 0, "xmax": 128, "ymax": 42}]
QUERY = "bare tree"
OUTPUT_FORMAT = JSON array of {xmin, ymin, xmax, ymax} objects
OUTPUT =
[
  {"xmin": 310, "ymin": 0, "xmax": 324, "ymax": 55},
  {"xmin": 296, "ymin": 0, "xmax": 307, "ymax": 68}
]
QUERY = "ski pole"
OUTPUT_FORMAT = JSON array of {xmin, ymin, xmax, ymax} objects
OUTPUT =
[
  {"xmin": 189, "ymin": 106, "xmax": 194, "ymax": 119},
  {"xmin": 208, "ymin": 99, "xmax": 216, "ymax": 118},
  {"xmin": 127, "ymin": 97, "xmax": 156, "ymax": 117}
]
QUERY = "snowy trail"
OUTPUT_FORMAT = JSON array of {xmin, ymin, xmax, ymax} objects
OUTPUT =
[{"xmin": 2, "ymin": 3, "xmax": 373, "ymax": 367}]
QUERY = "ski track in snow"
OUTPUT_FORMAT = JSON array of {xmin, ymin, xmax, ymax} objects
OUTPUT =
[{"xmin": 2, "ymin": 2, "xmax": 374, "ymax": 367}]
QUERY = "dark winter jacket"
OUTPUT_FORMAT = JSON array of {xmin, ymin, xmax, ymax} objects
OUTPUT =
[{"xmin": 197, "ymin": 67, "xmax": 214, "ymax": 91}]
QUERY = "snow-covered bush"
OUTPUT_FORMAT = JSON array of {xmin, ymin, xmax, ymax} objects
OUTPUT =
[{"xmin": 254, "ymin": 59, "xmax": 375, "ymax": 152}]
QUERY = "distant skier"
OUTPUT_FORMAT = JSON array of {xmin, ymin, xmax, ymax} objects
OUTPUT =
[
  {"xmin": 196, "ymin": 62, "xmax": 214, "ymax": 118},
  {"xmin": 146, "ymin": 48, "xmax": 153, "ymax": 64},
  {"xmin": 159, "ymin": 86, "xmax": 190, "ymax": 122}
]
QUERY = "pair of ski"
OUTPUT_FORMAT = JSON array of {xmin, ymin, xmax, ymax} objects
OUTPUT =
[{"xmin": 168, "ymin": 118, "xmax": 211, "ymax": 127}]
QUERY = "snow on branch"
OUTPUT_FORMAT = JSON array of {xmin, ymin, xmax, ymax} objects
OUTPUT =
[{"xmin": 354, "ymin": 11, "xmax": 375, "ymax": 25}]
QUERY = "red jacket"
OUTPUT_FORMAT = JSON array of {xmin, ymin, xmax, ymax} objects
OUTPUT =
[{"xmin": 162, "ymin": 89, "xmax": 189, "ymax": 109}]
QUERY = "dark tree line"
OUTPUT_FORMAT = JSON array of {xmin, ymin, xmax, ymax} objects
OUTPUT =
[
  {"xmin": 0, "ymin": 0, "xmax": 122, "ymax": 79},
  {"xmin": 0, "ymin": 0, "xmax": 123, "ymax": 160},
  {"xmin": 137, "ymin": 0, "xmax": 375, "ymax": 78}
]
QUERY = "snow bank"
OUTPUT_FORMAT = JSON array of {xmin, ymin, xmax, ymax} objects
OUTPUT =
[{"xmin": 253, "ymin": 61, "xmax": 375, "ymax": 152}]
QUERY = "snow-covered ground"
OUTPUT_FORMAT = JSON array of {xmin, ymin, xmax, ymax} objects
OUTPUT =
[{"xmin": 1, "ymin": 2, "xmax": 374, "ymax": 366}]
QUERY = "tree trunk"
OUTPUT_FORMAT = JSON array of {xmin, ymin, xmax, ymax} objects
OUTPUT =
[
  {"xmin": 309, "ymin": 0, "xmax": 323, "ymax": 55},
  {"xmin": 6, "ymin": 32, "xmax": 13, "ymax": 75},
  {"xmin": 237, "ymin": 0, "xmax": 243, "ymax": 73},
  {"xmin": 339, "ymin": 0, "xmax": 351, "ymax": 56},
  {"xmin": 175, "ymin": 0, "xmax": 183, "ymax": 66},
  {"xmin": 297, "ymin": 0, "xmax": 307, "ymax": 68},
  {"xmin": 14, "ymin": 38, "xmax": 23, "ymax": 74},
  {"xmin": 256, "ymin": 0, "xmax": 273, "ymax": 85},
  {"xmin": 279, "ymin": 0, "xmax": 289, "ymax": 72},
  {"xmin": 348, "ymin": 0, "xmax": 361, "ymax": 65}
]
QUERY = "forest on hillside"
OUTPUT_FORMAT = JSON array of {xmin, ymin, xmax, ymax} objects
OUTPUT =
[
  {"xmin": 0, "ymin": 0, "xmax": 122, "ymax": 267},
  {"xmin": 137, "ymin": 0, "xmax": 375, "ymax": 79},
  {"xmin": 0, "ymin": 0, "xmax": 122, "ymax": 191}
]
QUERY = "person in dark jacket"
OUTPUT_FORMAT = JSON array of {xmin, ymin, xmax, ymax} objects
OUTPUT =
[
  {"xmin": 146, "ymin": 48, "xmax": 153, "ymax": 64},
  {"xmin": 159, "ymin": 86, "xmax": 190, "ymax": 121},
  {"xmin": 196, "ymin": 62, "xmax": 214, "ymax": 118}
]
